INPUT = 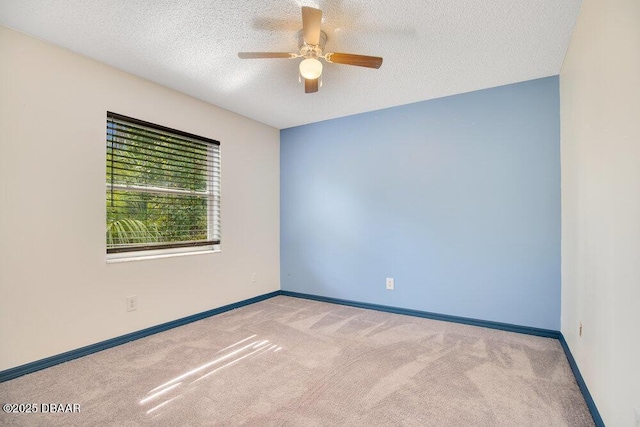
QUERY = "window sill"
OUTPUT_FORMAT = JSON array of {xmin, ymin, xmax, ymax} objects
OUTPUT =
[{"xmin": 106, "ymin": 247, "xmax": 220, "ymax": 264}]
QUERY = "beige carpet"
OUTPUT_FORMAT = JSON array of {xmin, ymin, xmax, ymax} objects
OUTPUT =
[{"xmin": 0, "ymin": 296, "xmax": 593, "ymax": 426}]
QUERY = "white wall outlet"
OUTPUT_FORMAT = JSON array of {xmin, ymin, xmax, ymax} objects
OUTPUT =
[
  {"xmin": 634, "ymin": 407, "xmax": 640, "ymax": 427},
  {"xmin": 251, "ymin": 273, "xmax": 257, "ymax": 283},
  {"xmin": 386, "ymin": 278, "xmax": 394, "ymax": 290},
  {"xmin": 126, "ymin": 295, "xmax": 137, "ymax": 312}
]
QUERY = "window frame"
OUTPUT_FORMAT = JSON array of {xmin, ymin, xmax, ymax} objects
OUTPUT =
[{"xmin": 106, "ymin": 112, "xmax": 221, "ymax": 259}]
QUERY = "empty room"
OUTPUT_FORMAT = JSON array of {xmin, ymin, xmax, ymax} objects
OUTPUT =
[{"xmin": 0, "ymin": 0, "xmax": 638, "ymax": 425}]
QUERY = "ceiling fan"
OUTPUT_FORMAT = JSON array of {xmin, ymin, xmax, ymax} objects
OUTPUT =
[{"xmin": 238, "ymin": 6, "xmax": 383, "ymax": 94}]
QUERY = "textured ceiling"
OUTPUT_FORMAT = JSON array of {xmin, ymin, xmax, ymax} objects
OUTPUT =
[{"xmin": 0, "ymin": 0, "xmax": 581, "ymax": 129}]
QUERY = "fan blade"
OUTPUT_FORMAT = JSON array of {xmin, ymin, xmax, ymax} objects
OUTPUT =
[
  {"xmin": 238, "ymin": 52, "xmax": 296, "ymax": 59},
  {"xmin": 326, "ymin": 53, "xmax": 383, "ymax": 69},
  {"xmin": 302, "ymin": 6, "xmax": 322, "ymax": 45},
  {"xmin": 305, "ymin": 78, "xmax": 319, "ymax": 93}
]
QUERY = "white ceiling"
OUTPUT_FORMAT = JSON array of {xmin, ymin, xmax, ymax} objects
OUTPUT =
[{"xmin": 0, "ymin": 0, "xmax": 581, "ymax": 129}]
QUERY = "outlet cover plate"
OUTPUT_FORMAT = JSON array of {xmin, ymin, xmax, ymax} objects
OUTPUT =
[
  {"xmin": 386, "ymin": 278, "xmax": 394, "ymax": 290},
  {"xmin": 126, "ymin": 295, "xmax": 138, "ymax": 312}
]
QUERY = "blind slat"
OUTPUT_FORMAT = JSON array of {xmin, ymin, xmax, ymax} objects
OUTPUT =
[
  {"xmin": 108, "ymin": 117, "xmax": 217, "ymax": 148},
  {"xmin": 108, "ymin": 168, "xmax": 212, "ymax": 184},
  {"xmin": 108, "ymin": 136, "xmax": 210, "ymax": 166}
]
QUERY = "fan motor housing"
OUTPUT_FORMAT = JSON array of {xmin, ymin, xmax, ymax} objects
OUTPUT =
[{"xmin": 298, "ymin": 30, "xmax": 327, "ymax": 59}]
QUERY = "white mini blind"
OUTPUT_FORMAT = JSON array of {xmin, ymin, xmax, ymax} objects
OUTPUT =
[{"xmin": 106, "ymin": 112, "xmax": 220, "ymax": 254}]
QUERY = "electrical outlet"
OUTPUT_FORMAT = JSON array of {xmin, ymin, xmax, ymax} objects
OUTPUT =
[
  {"xmin": 126, "ymin": 295, "xmax": 137, "ymax": 312},
  {"xmin": 251, "ymin": 273, "xmax": 257, "ymax": 283},
  {"xmin": 634, "ymin": 407, "xmax": 640, "ymax": 427},
  {"xmin": 386, "ymin": 278, "xmax": 394, "ymax": 290}
]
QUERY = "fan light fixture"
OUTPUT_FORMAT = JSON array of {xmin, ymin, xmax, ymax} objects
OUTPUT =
[
  {"xmin": 299, "ymin": 58, "xmax": 323, "ymax": 80},
  {"xmin": 238, "ymin": 6, "xmax": 382, "ymax": 93}
]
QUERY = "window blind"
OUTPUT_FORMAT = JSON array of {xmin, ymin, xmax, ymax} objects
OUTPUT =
[{"xmin": 106, "ymin": 112, "xmax": 220, "ymax": 254}]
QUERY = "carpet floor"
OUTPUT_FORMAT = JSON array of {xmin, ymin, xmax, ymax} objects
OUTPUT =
[{"xmin": 0, "ymin": 296, "xmax": 593, "ymax": 426}]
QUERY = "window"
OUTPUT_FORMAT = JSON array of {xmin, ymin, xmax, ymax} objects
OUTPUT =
[{"xmin": 106, "ymin": 112, "xmax": 220, "ymax": 257}]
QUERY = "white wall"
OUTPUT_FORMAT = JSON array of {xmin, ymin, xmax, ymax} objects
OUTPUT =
[
  {"xmin": 560, "ymin": 0, "xmax": 640, "ymax": 425},
  {"xmin": 0, "ymin": 26, "xmax": 280, "ymax": 371}
]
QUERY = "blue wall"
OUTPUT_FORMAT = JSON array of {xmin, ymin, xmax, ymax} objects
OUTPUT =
[{"xmin": 280, "ymin": 76, "xmax": 560, "ymax": 330}]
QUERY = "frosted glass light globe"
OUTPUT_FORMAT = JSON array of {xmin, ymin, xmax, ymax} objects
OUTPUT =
[{"xmin": 299, "ymin": 58, "xmax": 323, "ymax": 80}]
